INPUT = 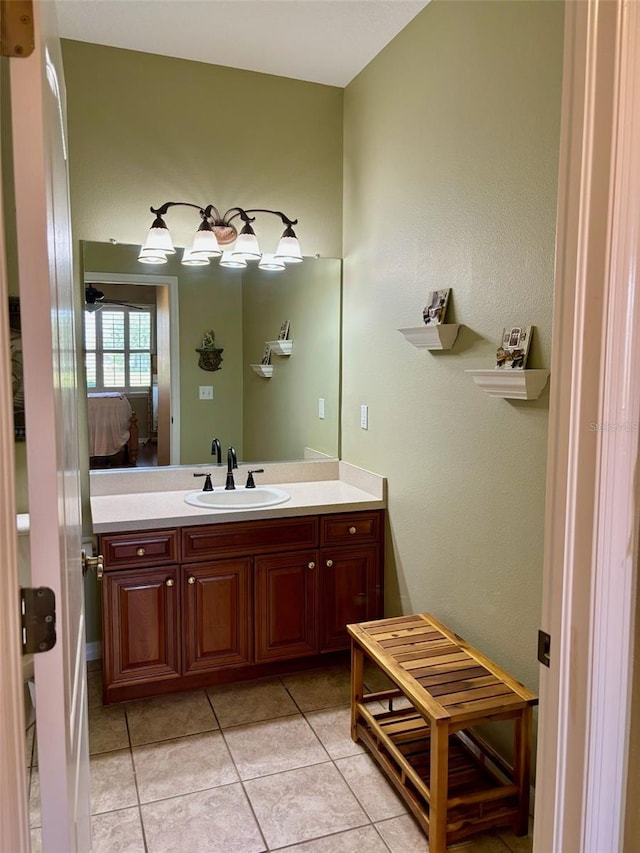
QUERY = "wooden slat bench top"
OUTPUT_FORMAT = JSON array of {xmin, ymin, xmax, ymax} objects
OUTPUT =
[{"xmin": 348, "ymin": 613, "xmax": 538, "ymax": 724}]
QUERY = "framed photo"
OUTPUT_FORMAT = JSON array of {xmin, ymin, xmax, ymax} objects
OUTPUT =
[
  {"xmin": 422, "ymin": 289, "xmax": 450, "ymax": 326},
  {"xmin": 261, "ymin": 344, "xmax": 272, "ymax": 365},
  {"xmin": 9, "ymin": 297, "xmax": 25, "ymax": 440},
  {"xmin": 278, "ymin": 320, "xmax": 290, "ymax": 341},
  {"xmin": 496, "ymin": 325, "xmax": 533, "ymax": 369}
]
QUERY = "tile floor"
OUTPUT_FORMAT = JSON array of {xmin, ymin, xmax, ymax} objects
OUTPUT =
[{"xmin": 26, "ymin": 661, "xmax": 534, "ymax": 852}]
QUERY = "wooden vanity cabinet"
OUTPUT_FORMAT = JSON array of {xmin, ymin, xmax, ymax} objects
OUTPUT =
[{"xmin": 99, "ymin": 510, "xmax": 383, "ymax": 702}]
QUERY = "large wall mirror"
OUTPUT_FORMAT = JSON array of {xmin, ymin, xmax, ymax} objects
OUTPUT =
[{"xmin": 81, "ymin": 241, "xmax": 341, "ymax": 468}]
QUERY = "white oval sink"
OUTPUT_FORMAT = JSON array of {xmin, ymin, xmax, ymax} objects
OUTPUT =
[{"xmin": 184, "ymin": 486, "xmax": 291, "ymax": 510}]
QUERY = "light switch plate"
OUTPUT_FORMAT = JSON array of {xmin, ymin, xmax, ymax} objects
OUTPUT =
[
  {"xmin": 360, "ymin": 404, "xmax": 368, "ymax": 430},
  {"xmin": 318, "ymin": 397, "xmax": 325, "ymax": 419},
  {"xmin": 199, "ymin": 386, "xmax": 213, "ymax": 400}
]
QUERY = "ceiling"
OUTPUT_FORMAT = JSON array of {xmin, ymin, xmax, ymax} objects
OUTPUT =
[{"xmin": 54, "ymin": 0, "xmax": 429, "ymax": 87}]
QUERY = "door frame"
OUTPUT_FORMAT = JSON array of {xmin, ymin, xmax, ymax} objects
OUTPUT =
[
  {"xmin": 534, "ymin": 1, "xmax": 640, "ymax": 850},
  {"xmin": 83, "ymin": 270, "xmax": 180, "ymax": 464}
]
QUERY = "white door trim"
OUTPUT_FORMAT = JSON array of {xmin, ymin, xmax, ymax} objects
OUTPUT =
[
  {"xmin": 534, "ymin": 1, "xmax": 640, "ymax": 850},
  {"xmin": 0, "ymin": 91, "xmax": 30, "ymax": 853},
  {"xmin": 83, "ymin": 270, "xmax": 180, "ymax": 464}
]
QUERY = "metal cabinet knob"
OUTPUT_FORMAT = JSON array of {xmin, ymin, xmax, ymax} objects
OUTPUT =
[
  {"xmin": 308, "ymin": 562, "xmax": 316, "ymax": 569},
  {"xmin": 349, "ymin": 526, "xmax": 357, "ymax": 535},
  {"xmin": 326, "ymin": 559, "xmax": 334, "ymax": 567},
  {"xmin": 165, "ymin": 578, "xmax": 174, "ymax": 587},
  {"xmin": 136, "ymin": 547, "xmax": 146, "ymax": 557},
  {"xmin": 188, "ymin": 576, "xmax": 196, "ymax": 584}
]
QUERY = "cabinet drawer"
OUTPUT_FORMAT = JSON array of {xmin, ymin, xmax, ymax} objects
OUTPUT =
[
  {"xmin": 100, "ymin": 529, "xmax": 179, "ymax": 570},
  {"xmin": 320, "ymin": 512, "xmax": 382, "ymax": 547},
  {"xmin": 182, "ymin": 517, "xmax": 319, "ymax": 561}
]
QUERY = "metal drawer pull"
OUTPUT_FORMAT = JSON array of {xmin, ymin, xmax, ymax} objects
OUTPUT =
[
  {"xmin": 349, "ymin": 526, "xmax": 357, "ymax": 534},
  {"xmin": 165, "ymin": 578, "xmax": 174, "ymax": 587},
  {"xmin": 326, "ymin": 559, "xmax": 333, "ymax": 567},
  {"xmin": 188, "ymin": 576, "xmax": 196, "ymax": 584},
  {"xmin": 136, "ymin": 547, "xmax": 146, "ymax": 557},
  {"xmin": 308, "ymin": 562, "xmax": 315, "ymax": 569}
]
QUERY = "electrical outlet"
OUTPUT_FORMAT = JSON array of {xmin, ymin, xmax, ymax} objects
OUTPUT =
[
  {"xmin": 199, "ymin": 386, "xmax": 213, "ymax": 400},
  {"xmin": 318, "ymin": 397, "xmax": 325, "ymax": 419},
  {"xmin": 360, "ymin": 404, "xmax": 368, "ymax": 430}
]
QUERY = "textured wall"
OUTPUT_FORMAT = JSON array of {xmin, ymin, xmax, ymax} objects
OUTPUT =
[{"xmin": 342, "ymin": 0, "xmax": 564, "ymax": 701}]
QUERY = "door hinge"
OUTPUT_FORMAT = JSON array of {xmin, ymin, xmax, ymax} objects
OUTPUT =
[
  {"xmin": 20, "ymin": 586, "xmax": 56, "ymax": 655},
  {"xmin": 0, "ymin": 1, "xmax": 34, "ymax": 58},
  {"xmin": 537, "ymin": 629, "xmax": 551, "ymax": 667}
]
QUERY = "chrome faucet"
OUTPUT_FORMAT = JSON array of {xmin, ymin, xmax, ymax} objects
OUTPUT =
[
  {"xmin": 225, "ymin": 446, "xmax": 238, "ymax": 490},
  {"xmin": 211, "ymin": 438, "xmax": 222, "ymax": 464}
]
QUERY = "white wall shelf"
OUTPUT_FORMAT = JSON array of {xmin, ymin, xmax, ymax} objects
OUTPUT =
[
  {"xmin": 465, "ymin": 369, "xmax": 550, "ymax": 400},
  {"xmin": 251, "ymin": 364, "xmax": 273, "ymax": 378},
  {"xmin": 267, "ymin": 340, "xmax": 293, "ymax": 356},
  {"xmin": 398, "ymin": 324, "xmax": 461, "ymax": 351}
]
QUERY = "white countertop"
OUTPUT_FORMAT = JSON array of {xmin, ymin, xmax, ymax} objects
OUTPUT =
[{"xmin": 90, "ymin": 462, "xmax": 386, "ymax": 533}]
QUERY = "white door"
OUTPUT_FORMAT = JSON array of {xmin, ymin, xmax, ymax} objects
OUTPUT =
[{"xmin": 7, "ymin": 1, "xmax": 91, "ymax": 849}]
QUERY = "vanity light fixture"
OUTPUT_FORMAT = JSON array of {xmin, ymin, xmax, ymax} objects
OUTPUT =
[{"xmin": 138, "ymin": 201, "xmax": 303, "ymax": 269}]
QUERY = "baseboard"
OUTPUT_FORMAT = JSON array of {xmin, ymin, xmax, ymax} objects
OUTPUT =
[{"xmin": 86, "ymin": 641, "xmax": 102, "ymax": 662}]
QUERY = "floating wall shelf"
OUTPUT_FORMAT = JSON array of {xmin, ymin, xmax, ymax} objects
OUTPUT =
[
  {"xmin": 251, "ymin": 364, "xmax": 273, "ymax": 378},
  {"xmin": 398, "ymin": 324, "xmax": 461, "ymax": 351},
  {"xmin": 465, "ymin": 369, "xmax": 550, "ymax": 400},
  {"xmin": 267, "ymin": 340, "xmax": 293, "ymax": 356}
]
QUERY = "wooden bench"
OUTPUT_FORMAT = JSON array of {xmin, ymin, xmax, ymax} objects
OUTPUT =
[{"xmin": 348, "ymin": 613, "xmax": 537, "ymax": 852}]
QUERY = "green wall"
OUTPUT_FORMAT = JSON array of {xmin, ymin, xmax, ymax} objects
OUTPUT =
[{"xmin": 342, "ymin": 0, "xmax": 563, "ymax": 710}]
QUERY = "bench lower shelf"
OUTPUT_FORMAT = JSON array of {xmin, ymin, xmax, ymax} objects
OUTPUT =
[{"xmin": 355, "ymin": 699, "xmax": 522, "ymax": 845}]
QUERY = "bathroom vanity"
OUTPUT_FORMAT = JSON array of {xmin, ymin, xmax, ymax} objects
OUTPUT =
[{"xmin": 90, "ymin": 461, "xmax": 386, "ymax": 704}]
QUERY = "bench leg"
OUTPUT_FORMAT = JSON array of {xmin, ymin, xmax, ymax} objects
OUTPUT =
[
  {"xmin": 350, "ymin": 641, "xmax": 364, "ymax": 743},
  {"xmin": 514, "ymin": 706, "xmax": 533, "ymax": 835},
  {"xmin": 429, "ymin": 720, "xmax": 449, "ymax": 853}
]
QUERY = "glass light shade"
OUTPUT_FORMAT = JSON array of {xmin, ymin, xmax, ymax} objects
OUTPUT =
[
  {"xmin": 142, "ymin": 223, "xmax": 175, "ymax": 254},
  {"xmin": 274, "ymin": 235, "xmax": 303, "ymax": 263},
  {"xmin": 232, "ymin": 231, "xmax": 261, "ymax": 260},
  {"xmin": 258, "ymin": 253, "xmax": 285, "ymax": 271},
  {"xmin": 138, "ymin": 249, "xmax": 168, "ymax": 264},
  {"xmin": 219, "ymin": 251, "xmax": 247, "ymax": 269},
  {"xmin": 192, "ymin": 228, "xmax": 222, "ymax": 257},
  {"xmin": 181, "ymin": 247, "xmax": 210, "ymax": 266}
]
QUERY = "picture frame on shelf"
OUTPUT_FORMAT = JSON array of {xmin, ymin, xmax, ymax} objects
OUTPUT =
[
  {"xmin": 496, "ymin": 325, "xmax": 533, "ymax": 369},
  {"xmin": 422, "ymin": 289, "xmax": 450, "ymax": 326},
  {"xmin": 278, "ymin": 320, "xmax": 290, "ymax": 340},
  {"xmin": 261, "ymin": 344, "xmax": 272, "ymax": 365}
]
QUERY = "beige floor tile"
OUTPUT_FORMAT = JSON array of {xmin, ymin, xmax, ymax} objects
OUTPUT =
[
  {"xmin": 90, "ymin": 749, "xmax": 138, "ymax": 814},
  {"xmin": 87, "ymin": 657, "xmax": 103, "ymax": 673},
  {"xmin": 87, "ymin": 671, "xmax": 104, "ymax": 709},
  {"xmin": 363, "ymin": 661, "xmax": 396, "ymax": 694},
  {"xmin": 449, "ymin": 832, "xmax": 512, "ymax": 851},
  {"xmin": 30, "ymin": 828, "xmax": 42, "ymax": 853},
  {"xmin": 29, "ymin": 768, "xmax": 41, "ymax": 829},
  {"xmin": 224, "ymin": 714, "xmax": 328, "ymax": 780},
  {"xmin": 278, "ymin": 824, "xmax": 391, "ymax": 852},
  {"xmin": 244, "ymin": 762, "xmax": 369, "ymax": 849},
  {"xmin": 335, "ymin": 754, "xmax": 407, "ymax": 822},
  {"xmin": 207, "ymin": 677, "xmax": 298, "ymax": 728},
  {"xmin": 282, "ymin": 665, "xmax": 352, "ymax": 711},
  {"xmin": 141, "ymin": 784, "xmax": 266, "ymax": 853},
  {"xmin": 305, "ymin": 705, "xmax": 365, "ymax": 759},
  {"xmin": 25, "ymin": 723, "xmax": 35, "ymax": 767},
  {"xmin": 89, "ymin": 704, "xmax": 129, "ymax": 755},
  {"xmin": 496, "ymin": 826, "xmax": 534, "ymax": 853},
  {"xmin": 133, "ymin": 730, "xmax": 238, "ymax": 803},
  {"xmin": 374, "ymin": 815, "xmax": 429, "ymax": 852},
  {"xmin": 91, "ymin": 807, "xmax": 145, "ymax": 853},
  {"xmin": 126, "ymin": 689, "xmax": 218, "ymax": 746}
]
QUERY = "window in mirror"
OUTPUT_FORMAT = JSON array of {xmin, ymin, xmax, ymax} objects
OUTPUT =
[{"xmin": 84, "ymin": 306, "xmax": 154, "ymax": 392}]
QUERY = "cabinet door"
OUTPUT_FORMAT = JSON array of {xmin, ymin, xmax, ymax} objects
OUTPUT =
[
  {"xmin": 320, "ymin": 547, "xmax": 381, "ymax": 652},
  {"xmin": 255, "ymin": 551, "xmax": 318, "ymax": 662},
  {"xmin": 183, "ymin": 559, "xmax": 251, "ymax": 674},
  {"xmin": 102, "ymin": 566, "xmax": 180, "ymax": 686}
]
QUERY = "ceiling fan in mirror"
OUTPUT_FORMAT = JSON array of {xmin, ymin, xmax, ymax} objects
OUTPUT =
[{"xmin": 84, "ymin": 284, "xmax": 145, "ymax": 312}]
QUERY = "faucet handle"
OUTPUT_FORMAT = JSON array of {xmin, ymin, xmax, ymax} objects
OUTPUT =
[
  {"xmin": 245, "ymin": 469, "xmax": 264, "ymax": 489},
  {"xmin": 193, "ymin": 472, "xmax": 214, "ymax": 491}
]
